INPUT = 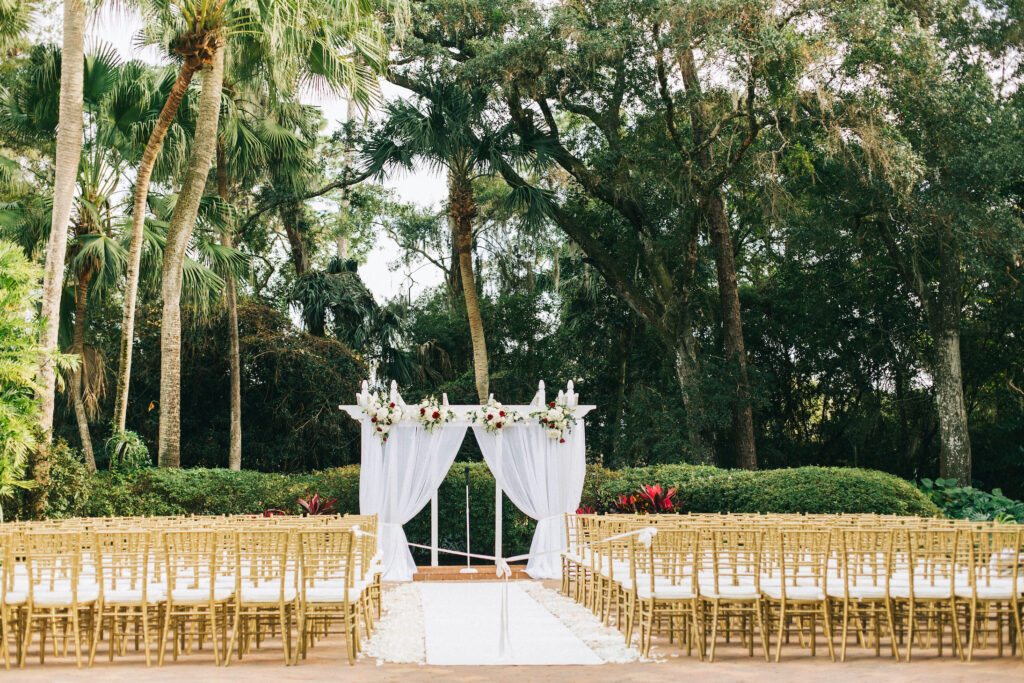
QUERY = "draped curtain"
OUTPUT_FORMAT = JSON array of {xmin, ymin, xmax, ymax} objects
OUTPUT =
[
  {"xmin": 472, "ymin": 422, "xmax": 587, "ymax": 579},
  {"xmin": 358, "ymin": 420, "xmax": 467, "ymax": 581}
]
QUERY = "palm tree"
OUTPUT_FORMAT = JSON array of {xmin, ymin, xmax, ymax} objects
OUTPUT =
[
  {"xmin": 364, "ymin": 80, "xmax": 550, "ymax": 401},
  {"xmin": 114, "ymin": 0, "xmax": 402, "ymax": 434},
  {"xmin": 37, "ymin": 0, "xmax": 85, "ymax": 465}
]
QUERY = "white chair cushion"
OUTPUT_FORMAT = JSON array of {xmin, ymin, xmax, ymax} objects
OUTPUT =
[
  {"xmin": 826, "ymin": 584, "xmax": 889, "ymax": 600},
  {"xmin": 170, "ymin": 586, "xmax": 233, "ymax": 604},
  {"xmin": 104, "ymin": 585, "xmax": 166, "ymax": 604},
  {"xmin": 4, "ymin": 589, "xmax": 27, "ymax": 606},
  {"xmin": 31, "ymin": 583, "xmax": 99, "ymax": 606},
  {"xmin": 700, "ymin": 584, "xmax": 761, "ymax": 600},
  {"xmin": 240, "ymin": 584, "xmax": 297, "ymax": 603},
  {"xmin": 890, "ymin": 584, "xmax": 952, "ymax": 600},
  {"xmin": 305, "ymin": 584, "xmax": 356, "ymax": 603},
  {"xmin": 762, "ymin": 584, "xmax": 825, "ymax": 602},
  {"xmin": 953, "ymin": 582, "xmax": 1017, "ymax": 600},
  {"xmin": 638, "ymin": 584, "xmax": 696, "ymax": 600}
]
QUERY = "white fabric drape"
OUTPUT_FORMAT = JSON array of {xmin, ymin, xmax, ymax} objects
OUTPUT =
[
  {"xmin": 358, "ymin": 420, "xmax": 467, "ymax": 581},
  {"xmin": 473, "ymin": 422, "xmax": 586, "ymax": 579}
]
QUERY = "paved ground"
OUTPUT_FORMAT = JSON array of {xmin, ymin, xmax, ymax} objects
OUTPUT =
[{"xmin": 5, "ymin": 581, "xmax": 1024, "ymax": 682}]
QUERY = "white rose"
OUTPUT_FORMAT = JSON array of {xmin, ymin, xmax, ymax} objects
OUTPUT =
[
  {"xmin": 547, "ymin": 428, "xmax": 561, "ymax": 439},
  {"xmin": 550, "ymin": 408, "xmax": 563, "ymax": 420},
  {"xmin": 379, "ymin": 422, "xmax": 391, "ymax": 433}
]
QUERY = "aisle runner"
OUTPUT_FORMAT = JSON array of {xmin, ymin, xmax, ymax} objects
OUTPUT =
[{"xmin": 421, "ymin": 582, "xmax": 603, "ymax": 665}]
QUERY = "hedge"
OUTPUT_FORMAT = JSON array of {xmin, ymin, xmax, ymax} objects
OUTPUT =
[{"xmin": 59, "ymin": 463, "xmax": 941, "ymax": 562}]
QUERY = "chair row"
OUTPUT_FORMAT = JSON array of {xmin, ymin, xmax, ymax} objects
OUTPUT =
[
  {"xmin": 562, "ymin": 513, "xmax": 1024, "ymax": 662},
  {"xmin": 0, "ymin": 514, "xmax": 381, "ymax": 669}
]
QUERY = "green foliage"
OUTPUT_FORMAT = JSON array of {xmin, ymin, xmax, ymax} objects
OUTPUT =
[
  {"xmin": 109, "ymin": 299, "xmax": 366, "ymax": 471},
  {"xmin": 8, "ymin": 441, "xmax": 91, "ymax": 521},
  {"xmin": 82, "ymin": 464, "xmax": 937, "ymax": 559},
  {"xmin": 589, "ymin": 465, "xmax": 940, "ymax": 517},
  {"xmin": 916, "ymin": 478, "xmax": 1024, "ymax": 523},
  {"xmin": 105, "ymin": 428, "xmax": 151, "ymax": 475}
]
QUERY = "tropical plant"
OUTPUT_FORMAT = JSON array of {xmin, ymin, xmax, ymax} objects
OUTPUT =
[
  {"xmin": 612, "ymin": 484, "xmax": 679, "ymax": 514},
  {"xmin": 105, "ymin": 428, "xmax": 151, "ymax": 475},
  {"xmin": 916, "ymin": 478, "xmax": 1024, "ymax": 523},
  {"xmin": 0, "ymin": 240, "xmax": 76, "ymax": 521},
  {"xmin": 113, "ymin": 0, "xmax": 406, "ymax": 436},
  {"xmin": 297, "ymin": 491, "xmax": 337, "ymax": 516},
  {"xmin": 364, "ymin": 77, "xmax": 552, "ymax": 401}
]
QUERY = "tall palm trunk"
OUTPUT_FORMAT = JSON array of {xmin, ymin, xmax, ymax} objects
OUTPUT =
[
  {"xmin": 71, "ymin": 266, "xmax": 96, "ymax": 471},
  {"xmin": 216, "ymin": 145, "xmax": 242, "ymax": 471},
  {"xmin": 158, "ymin": 48, "xmax": 224, "ymax": 468},
  {"xmin": 113, "ymin": 59, "xmax": 202, "ymax": 433},
  {"xmin": 34, "ymin": 0, "xmax": 85, "ymax": 507},
  {"xmin": 449, "ymin": 172, "xmax": 488, "ymax": 402}
]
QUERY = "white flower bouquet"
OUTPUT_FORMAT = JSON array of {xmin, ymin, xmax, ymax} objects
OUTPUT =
[
  {"xmin": 363, "ymin": 396, "xmax": 404, "ymax": 443},
  {"xmin": 530, "ymin": 399, "xmax": 576, "ymax": 442},
  {"xmin": 471, "ymin": 398, "xmax": 521, "ymax": 434},
  {"xmin": 414, "ymin": 396, "xmax": 455, "ymax": 433}
]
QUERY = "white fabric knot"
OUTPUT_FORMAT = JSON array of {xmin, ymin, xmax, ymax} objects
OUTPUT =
[
  {"xmin": 496, "ymin": 559, "xmax": 512, "ymax": 580},
  {"xmin": 637, "ymin": 527, "xmax": 658, "ymax": 548},
  {"xmin": 351, "ymin": 524, "xmax": 363, "ymax": 537}
]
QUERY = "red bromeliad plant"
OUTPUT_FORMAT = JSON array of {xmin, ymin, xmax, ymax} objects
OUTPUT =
[
  {"xmin": 297, "ymin": 492, "xmax": 337, "ymax": 516},
  {"xmin": 611, "ymin": 484, "xmax": 679, "ymax": 514},
  {"xmin": 576, "ymin": 506, "xmax": 596, "ymax": 514}
]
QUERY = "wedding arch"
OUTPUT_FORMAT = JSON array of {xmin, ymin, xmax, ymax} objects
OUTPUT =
[{"xmin": 339, "ymin": 380, "xmax": 594, "ymax": 581}]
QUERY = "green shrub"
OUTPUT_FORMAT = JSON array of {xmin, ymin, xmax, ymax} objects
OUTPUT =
[
  {"xmin": 79, "ymin": 463, "xmax": 940, "ymax": 562},
  {"xmin": 586, "ymin": 465, "xmax": 941, "ymax": 517},
  {"xmin": 916, "ymin": 478, "xmax": 1024, "ymax": 522},
  {"xmin": 105, "ymin": 429, "xmax": 151, "ymax": 475}
]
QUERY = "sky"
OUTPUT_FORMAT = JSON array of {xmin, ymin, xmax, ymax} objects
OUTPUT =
[{"xmin": 79, "ymin": 8, "xmax": 448, "ymax": 302}]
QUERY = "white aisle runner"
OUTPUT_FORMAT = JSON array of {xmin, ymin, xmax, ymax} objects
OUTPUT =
[{"xmin": 421, "ymin": 582, "xmax": 603, "ymax": 665}]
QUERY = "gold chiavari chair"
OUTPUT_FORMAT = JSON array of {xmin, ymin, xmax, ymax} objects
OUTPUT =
[
  {"xmin": 159, "ymin": 529, "xmax": 235, "ymax": 666},
  {"xmin": 224, "ymin": 528, "xmax": 297, "ymax": 665},
  {"xmin": 955, "ymin": 527, "xmax": 1023, "ymax": 660},
  {"xmin": 294, "ymin": 529, "xmax": 359, "ymax": 665},
  {"xmin": 700, "ymin": 527, "xmax": 770, "ymax": 662},
  {"xmin": 20, "ymin": 531, "xmax": 99, "ymax": 668},
  {"xmin": 631, "ymin": 528, "xmax": 702, "ymax": 659},
  {"xmin": 891, "ymin": 528, "xmax": 964, "ymax": 661},
  {"xmin": 761, "ymin": 528, "xmax": 835, "ymax": 661},
  {"xmin": 91, "ymin": 529, "xmax": 162, "ymax": 666},
  {"xmin": 828, "ymin": 527, "xmax": 900, "ymax": 660},
  {"xmin": 0, "ymin": 531, "xmax": 24, "ymax": 669}
]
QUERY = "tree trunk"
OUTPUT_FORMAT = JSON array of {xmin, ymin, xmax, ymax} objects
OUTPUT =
[
  {"xmin": 71, "ymin": 267, "xmax": 96, "ymax": 471},
  {"xmin": 449, "ymin": 173, "xmax": 488, "ymax": 402},
  {"xmin": 113, "ymin": 59, "xmax": 201, "ymax": 434},
  {"xmin": 933, "ymin": 324, "xmax": 972, "ymax": 485},
  {"xmin": 280, "ymin": 202, "xmax": 310, "ymax": 275},
  {"xmin": 216, "ymin": 145, "xmax": 242, "ymax": 471},
  {"xmin": 37, "ymin": 0, "xmax": 85, "ymax": 438},
  {"xmin": 158, "ymin": 48, "xmax": 224, "ymax": 468},
  {"xmin": 706, "ymin": 192, "xmax": 757, "ymax": 469},
  {"xmin": 674, "ymin": 339, "xmax": 716, "ymax": 466}
]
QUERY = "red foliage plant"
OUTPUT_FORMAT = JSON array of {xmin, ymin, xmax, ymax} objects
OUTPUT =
[
  {"xmin": 611, "ymin": 484, "xmax": 679, "ymax": 514},
  {"xmin": 297, "ymin": 492, "xmax": 337, "ymax": 516}
]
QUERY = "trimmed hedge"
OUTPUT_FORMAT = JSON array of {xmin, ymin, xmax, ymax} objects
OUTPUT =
[
  {"xmin": 73, "ymin": 463, "xmax": 940, "ymax": 562},
  {"xmin": 585, "ymin": 465, "xmax": 940, "ymax": 517}
]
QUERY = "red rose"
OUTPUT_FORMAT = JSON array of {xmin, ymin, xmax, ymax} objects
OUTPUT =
[
  {"xmin": 549, "ymin": 401, "xmax": 555, "ymax": 408},
  {"xmin": 496, "ymin": 422, "xmax": 503, "ymax": 428},
  {"xmin": 487, "ymin": 413, "xmax": 493, "ymax": 420},
  {"xmin": 559, "ymin": 438, "xmax": 565, "ymax": 443},
  {"xmin": 499, "ymin": 410, "xmax": 505, "ymax": 417},
  {"xmin": 389, "ymin": 402, "xmax": 395, "ymax": 408},
  {"xmin": 371, "ymin": 417, "xmax": 377, "ymax": 423},
  {"xmin": 376, "ymin": 426, "xmax": 382, "ymax": 432},
  {"xmin": 432, "ymin": 411, "xmax": 440, "ymax": 419},
  {"xmin": 420, "ymin": 407, "xmax": 426, "ymax": 415}
]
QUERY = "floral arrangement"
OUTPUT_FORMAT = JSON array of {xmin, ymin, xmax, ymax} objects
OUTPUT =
[
  {"xmin": 471, "ymin": 398, "xmax": 520, "ymax": 434},
  {"xmin": 363, "ymin": 395, "xmax": 404, "ymax": 443},
  {"xmin": 530, "ymin": 399, "xmax": 576, "ymax": 442},
  {"xmin": 611, "ymin": 484, "xmax": 679, "ymax": 514},
  {"xmin": 415, "ymin": 396, "xmax": 455, "ymax": 433}
]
